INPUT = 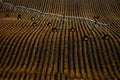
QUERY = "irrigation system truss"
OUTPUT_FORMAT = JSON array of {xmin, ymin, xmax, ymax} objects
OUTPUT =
[{"xmin": 0, "ymin": 1, "xmax": 108, "ymax": 26}]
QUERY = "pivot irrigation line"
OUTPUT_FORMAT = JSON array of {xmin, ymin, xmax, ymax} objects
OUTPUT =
[{"xmin": 0, "ymin": 1, "xmax": 108, "ymax": 26}]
